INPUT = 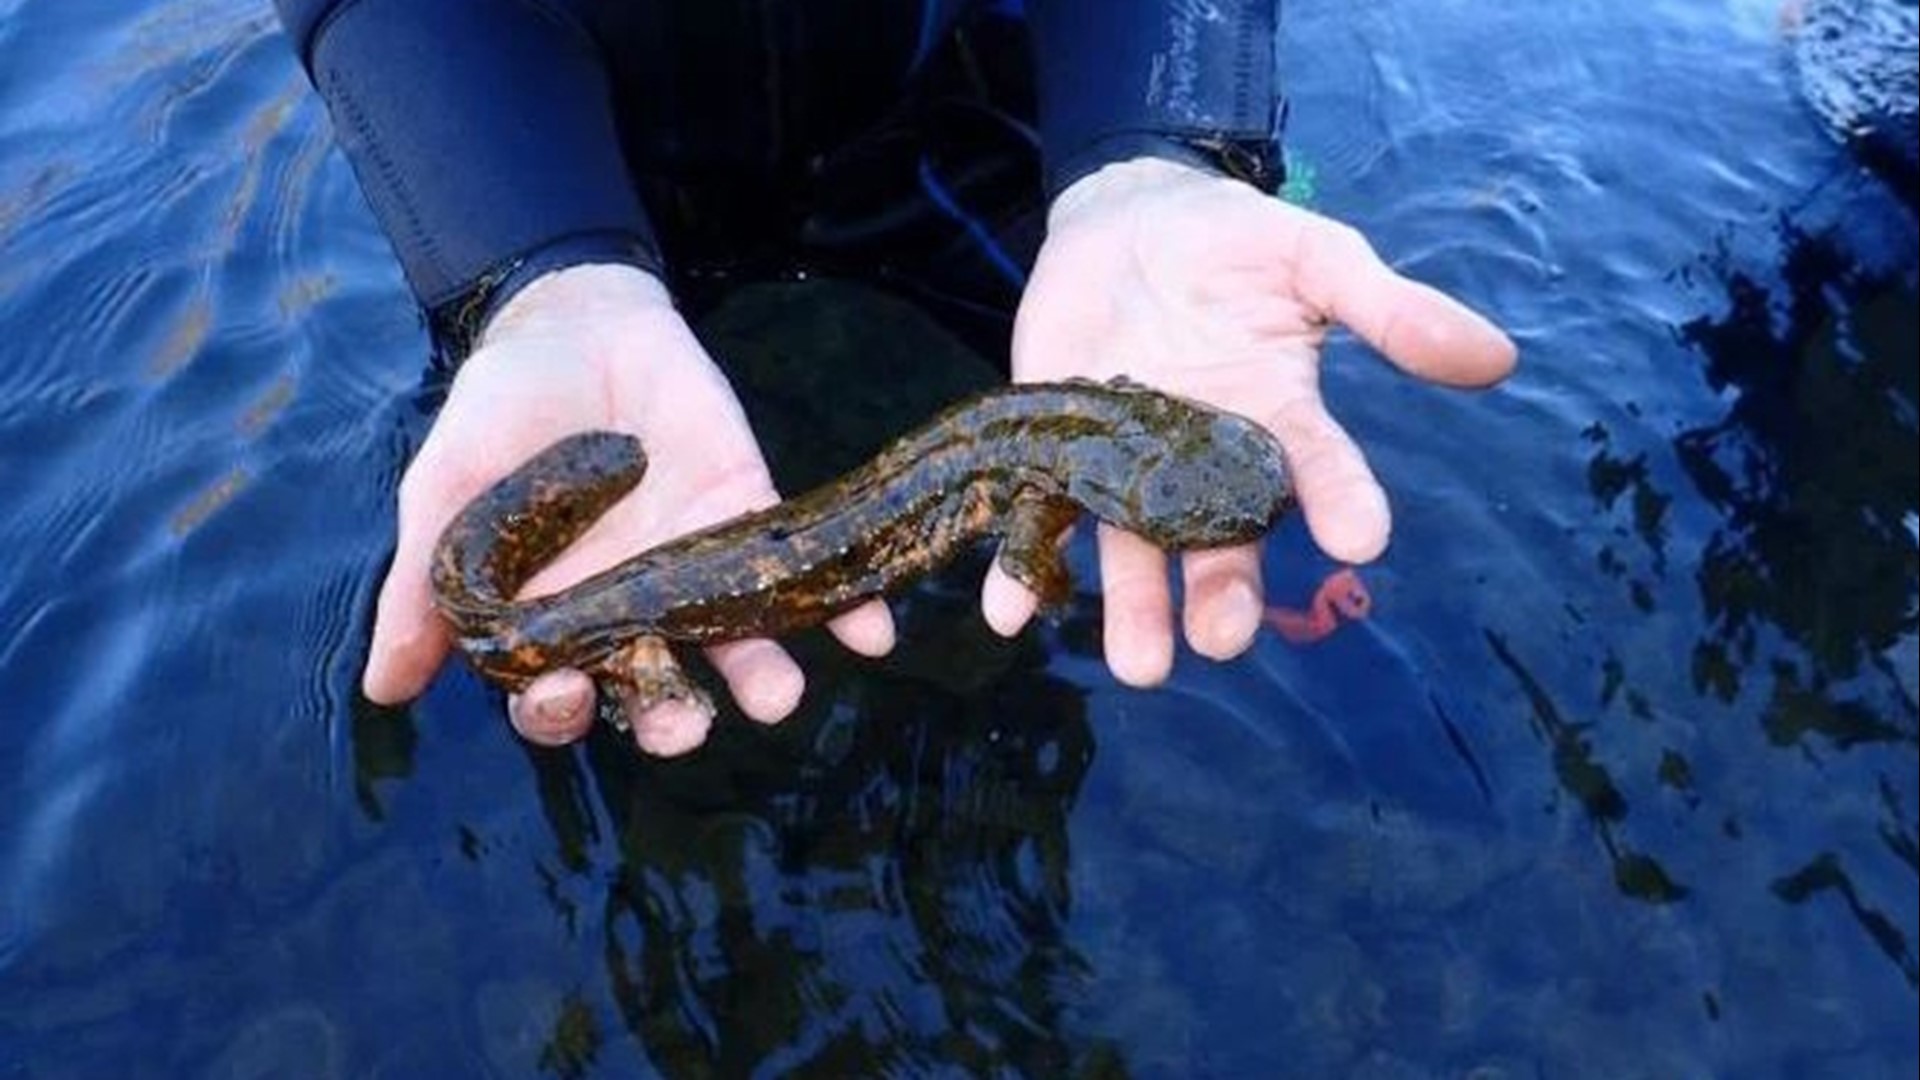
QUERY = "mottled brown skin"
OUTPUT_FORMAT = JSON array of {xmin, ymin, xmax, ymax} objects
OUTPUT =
[{"xmin": 430, "ymin": 379, "xmax": 1294, "ymax": 724}]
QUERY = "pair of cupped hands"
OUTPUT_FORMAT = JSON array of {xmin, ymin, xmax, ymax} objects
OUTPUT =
[{"xmin": 365, "ymin": 159, "xmax": 1517, "ymax": 756}]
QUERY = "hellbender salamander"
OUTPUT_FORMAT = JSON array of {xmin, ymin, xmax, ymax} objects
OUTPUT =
[{"xmin": 430, "ymin": 378, "xmax": 1293, "ymax": 724}]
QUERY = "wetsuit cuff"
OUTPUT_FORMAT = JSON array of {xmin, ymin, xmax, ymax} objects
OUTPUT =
[
  {"xmin": 1032, "ymin": 0, "xmax": 1284, "ymax": 197},
  {"xmin": 427, "ymin": 231, "xmax": 667, "ymax": 359},
  {"xmin": 284, "ymin": 0, "xmax": 664, "ymax": 349},
  {"xmin": 1046, "ymin": 129, "xmax": 1287, "ymax": 199}
]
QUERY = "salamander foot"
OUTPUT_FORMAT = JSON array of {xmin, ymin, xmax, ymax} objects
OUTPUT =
[
  {"xmin": 600, "ymin": 635, "xmax": 716, "ymax": 734},
  {"xmin": 998, "ymin": 491, "xmax": 1081, "ymax": 610}
]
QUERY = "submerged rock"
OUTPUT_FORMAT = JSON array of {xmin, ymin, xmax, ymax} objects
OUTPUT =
[{"xmin": 1786, "ymin": 0, "xmax": 1919, "ymax": 200}]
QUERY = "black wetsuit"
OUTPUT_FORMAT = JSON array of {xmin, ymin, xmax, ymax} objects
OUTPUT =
[{"xmin": 273, "ymin": 1, "xmax": 1285, "ymax": 354}]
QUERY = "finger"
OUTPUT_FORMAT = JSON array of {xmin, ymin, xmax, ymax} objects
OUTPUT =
[
  {"xmin": 1284, "ymin": 210, "xmax": 1517, "ymax": 387},
  {"xmin": 363, "ymin": 466, "xmax": 463, "ymax": 704},
  {"xmin": 508, "ymin": 670, "xmax": 596, "ymax": 746},
  {"xmin": 1097, "ymin": 523, "xmax": 1174, "ymax": 687},
  {"xmin": 627, "ymin": 698, "xmax": 714, "ymax": 758},
  {"xmin": 363, "ymin": 565, "xmax": 453, "ymax": 704},
  {"xmin": 706, "ymin": 638, "xmax": 806, "ymax": 724},
  {"xmin": 1180, "ymin": 545, "xmax": 1266, "ymax": 660},
  {"xmin": 980, "ymin": 560, "xmax": 1040, "ymax": 638},
  {"xmin": 1266, "ymin": 398, "xmax": 1392, "ymax": 565},
  {"xmin": 827, "ymin": 600, "xmax": 896, "ymax": 658}
]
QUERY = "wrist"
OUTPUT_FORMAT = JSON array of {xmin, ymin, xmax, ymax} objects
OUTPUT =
[
  {"xmin": 481, "ymin": 263, "xmax": 674, "ymax": 347},
  {"xmin": 1048, "ymin": 156, "xmax": 1215, "ymax": 226}
]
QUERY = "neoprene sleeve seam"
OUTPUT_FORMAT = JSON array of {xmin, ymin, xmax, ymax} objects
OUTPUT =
[
  {"xmin": 298, "ymin": 0, "xmax": 664, "ymax": 327},
  {"xmin": 318, "ymin": 67, "xmax": 448, "ymax": 295}
]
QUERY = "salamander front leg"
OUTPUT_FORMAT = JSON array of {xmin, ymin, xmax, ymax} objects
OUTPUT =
[
  {"xmin": 599, "ymin": 635, "xmax": 715, "ymax": 735},
  {"xmin": 997, "ymin": 491, "xmax": 1083, "ymax": 610}
]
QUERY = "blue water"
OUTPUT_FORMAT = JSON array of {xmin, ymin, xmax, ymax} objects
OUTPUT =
[{"xmin": 2, "ymin": 1, "xmax": 1914, "ymax": 1076}]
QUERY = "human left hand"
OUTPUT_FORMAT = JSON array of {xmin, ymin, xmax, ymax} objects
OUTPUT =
[{"xmin": 983, "ymin": 157, "xmax": 1517, "ymax": 685}]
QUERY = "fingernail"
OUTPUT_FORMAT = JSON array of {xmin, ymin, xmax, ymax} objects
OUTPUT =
[
  {"xmin": 526, "ymin": 682, "xmax": 577, "ymax": 728},
  {"xmin": 1197, "ymin": 577, "xmax": 1263, "ymax": 658},
  {"xmin": 635, "ymin": 702, "xmax": 712, "ymax": 757},
  {"xmin": 360, "ymin": 652, "xmax": 397, "ymax": 704},
  {"xmin": 741, "ymin": 662, "xmax": 804, "ymax": 724},
  {"xmin": 981, "ymin": 571, "xmax": 1037, "ymax": 637},
  {"xmin": 1109, "ymin": 623, "xmax": 1173, "ymax": 687}
]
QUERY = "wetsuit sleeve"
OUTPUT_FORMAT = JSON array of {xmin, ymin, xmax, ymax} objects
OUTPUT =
[
  {"xmin": 1028, "ymin": 0, "xmax": 1285, "ymax": 197},
  {"xmin": 273, "ymin": 0, "xmax": 661, "ymax": 347}
]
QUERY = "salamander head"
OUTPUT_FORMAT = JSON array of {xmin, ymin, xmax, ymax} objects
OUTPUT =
[{"xmin": 1120, "ymin": 408, "xmax": 1294, "ymax": 549}]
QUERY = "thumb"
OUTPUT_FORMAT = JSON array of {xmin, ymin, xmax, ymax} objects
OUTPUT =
[
  {"xmin": 363, "ymin": 557, "xmax": 452, "ymax": 704},
  {"xmin": 362, "ymin": 455, "xmax": 465, "ymax": 705}
]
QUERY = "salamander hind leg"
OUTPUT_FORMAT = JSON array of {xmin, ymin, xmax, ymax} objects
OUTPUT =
[
  {"xmin": 598, "ymin": 635, "xmax": 716, "ymax": 736},
  {"xmin": 997, "ymin": 491, "xmax": 1083, "ymax": 610}
]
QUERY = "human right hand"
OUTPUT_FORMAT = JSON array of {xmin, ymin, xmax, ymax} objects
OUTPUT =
[{"xmin": 363, "ymin": 264, "xmax": 896, "ymax": 756}]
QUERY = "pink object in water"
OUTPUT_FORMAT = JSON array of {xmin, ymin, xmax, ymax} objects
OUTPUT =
[{"xmin": 1263, "ymin": 568, "xmax": 1373, "ymax": 644}]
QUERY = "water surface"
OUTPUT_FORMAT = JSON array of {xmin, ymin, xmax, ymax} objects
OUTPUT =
[{"xmin": 1, "ymin": 0, "xmax": 1913, "ymax": 1076}]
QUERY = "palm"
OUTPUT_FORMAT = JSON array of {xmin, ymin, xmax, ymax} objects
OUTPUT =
[
  {"xmin": 427, "ymin": 323, "xmax": 780, "ymax": 601},
  {"xmin": 1016, "ymin": 179, "xmax": 1329, "ymax": 451},
  {"xmin": 992, "ymin": 160, "xmax": 1515, "ymax": 684}
]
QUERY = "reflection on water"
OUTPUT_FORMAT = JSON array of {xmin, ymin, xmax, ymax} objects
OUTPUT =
[
  {"xmin": 1484, "ymin": 630, "xmax": 1692, "ymax": 905},
  {"xmin": 1678, "ymin": 189, "xmax": 1918, "ymax": 989},
  {"xmin": 1678, "ymin": 219, "xmax": 1916, "ymax": 712},
  {"xmin": 571, "ymin": 609, "xmax": 1104, "ymax": 1074},
  {"xmin": 364, "ymin": 572, "xmax": 1121, "ymax": 1072},
  {"xmin": 1563, "ymin": 149, "xmax": 1916, "ymax": 987},
  {"xmin": 1, "ymin": 0, "xmax": 1917, "ymax": 1074}
]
